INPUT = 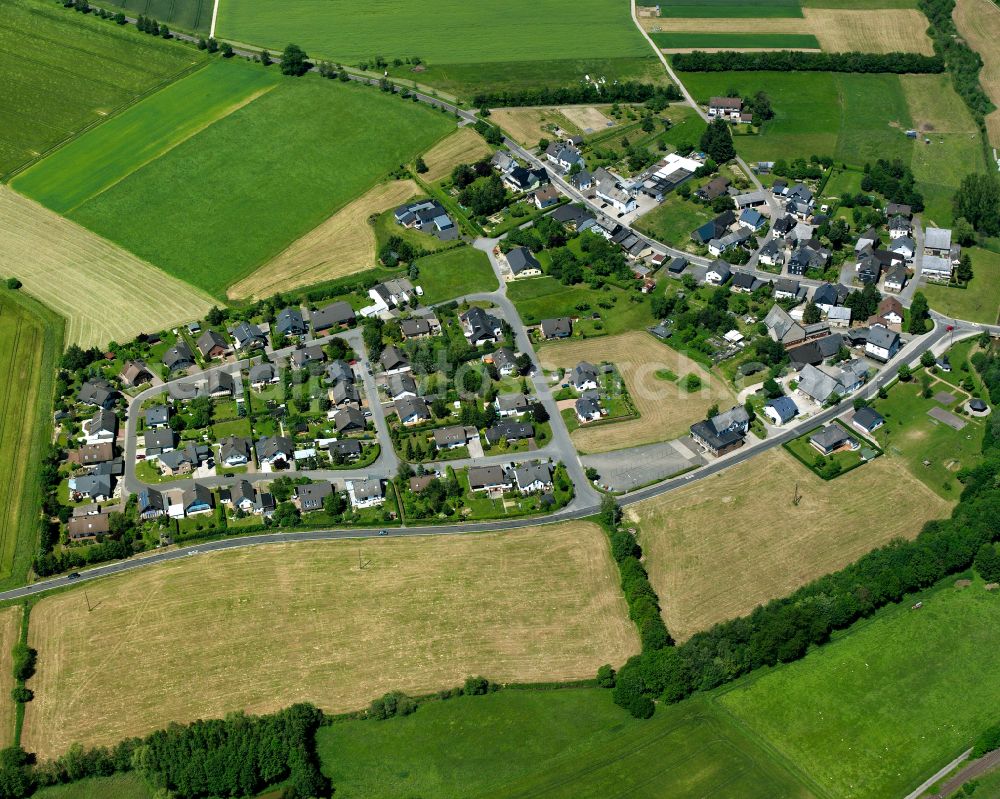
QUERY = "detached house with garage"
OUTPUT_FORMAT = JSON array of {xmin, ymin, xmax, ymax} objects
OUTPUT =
[
  {"xmin": 594, "ymin": 167, "xmax": 637, "ymax": 214},
  {"xmin": 690, "ymin": 405, "xmax": 750, "ymax": 457},
  {"xmin": 506, "ymin": 247, "xmax": 542, "ymax": 279},
  {"xmin": 708, "ymin": 96, "xmax": 742, "ymax": 121},
  {"xmin": 865, "ymin": 324, "xmax": 900, "ymax": 362}
]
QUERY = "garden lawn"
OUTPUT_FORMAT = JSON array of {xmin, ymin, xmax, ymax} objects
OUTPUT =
[
  {"xmin": 68, "ymin": 76, "xmax": 455, "ymax": 298},
  {"xmin": 317, "ymin": 690, "xmax": 812, "ymax": 799},
  {"xmin": 634, "ymin": 193, "xmax": 714, "ymax": 248},
  {"xmin": 508, "ymin": 278, "xmax": 656, "ymax": 336},
  {"xmin": 0, "ymin": 0, "xmax": 204, "ymax": 178},
  {"xmin": 413, "ymin": 247, "xmax": 499, "ymax": 304},
  {"xmin": 923, "ymin": 247, "xmax": 1000, "ymax": 325},
  {"xmin": 13, "ymin": 61, "xmax": 277, "ymax": 214},
  {"xmin": 718, "ymin": 576, "xmax": 1000, "ymax": 799},
  {"xmin": 217, "ymin": 0, "xmax": 649, "ymax": 67},
  {"xmin": 653, "ymin": 32, "xmax": 820, "ymax": 49}
]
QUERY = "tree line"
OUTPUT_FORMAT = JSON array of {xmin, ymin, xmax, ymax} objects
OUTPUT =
[
  {"xmin": 472, "ymin": 82, "xmax": 681, "ymax": 109},
  {"xmin": 599, "ymin": 343, "xmax": 1000, "ymax": 715},
  {"xmin": 672, "ymin": 51, "xmax": 944, "ymax": 74},
  {"xmin": 918, "ymin": 0, "xmax": 991, "ymax": 119}
]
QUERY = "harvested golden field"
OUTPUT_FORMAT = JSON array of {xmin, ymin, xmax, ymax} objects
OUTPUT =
[
  {"xmin": 228, "ymin": 180, "xmax": 420, "ymax": 300},
  {"xmin": 643, "ymin": 9, "xmax": 934, "ymax": 54},
  {"xmin": 0, "ymin": 607, "xmax": 20, "ymax": 748},
  {"xmin": 954, "ymin": 0, "xmax": 1000, "ymax": 147},
  {"xmin": 491, "ymin": 107, "xmax": 581, "ymax": 147},
  {"xmin": 419, "ymin": 127, "xmax": 492, "ymax": 182},
  {"xmin": 0, "ymin": 187, "xmax": 213, "ymax": 348},
  {"xmin": 23, "ymin": 523, "xmax": 638, "ymax": 757},
  {"xmin": 537, "ymin": 331, "xmax": 732, "ymax": 454},
  {"xmin": 626, "ymin": 449, "xmax": 953, "ymax": 642},
  {"xmin": 558, "ymin": 105, "xmax": 614, "ymax": 133}
]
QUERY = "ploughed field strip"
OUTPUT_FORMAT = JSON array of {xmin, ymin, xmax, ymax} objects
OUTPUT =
[{"xmin": 0, "ymin": 0, "xmax": 204, "ymax": 178}]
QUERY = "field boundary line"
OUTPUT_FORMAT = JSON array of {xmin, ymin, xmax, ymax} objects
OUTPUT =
[
  {"xmin": 59, "ymin": 82, "xmax": 276, "ymax": 215},
  {"xmin": 209, "ymin": 0, "xmax": 220, "ymax": 38}
]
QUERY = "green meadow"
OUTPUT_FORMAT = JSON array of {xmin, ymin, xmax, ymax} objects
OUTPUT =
[
  {"xmin": 0, "ymin": 0, "xmax": 203, "ymax": 178},
  {"xmin": 13, "ymin": 61, "xmax": 277, "ymax": 214},
  {"xmin": 923, "ymin": 246, "xmax": 1000, "ymax": 325},
  {"xmin": 95, "ymin": 0, "xmax": 212, "ymax": 33},
  {"xmin": 317, "ymin": 690, "xmax": 811, "ymax": 799},
  {"xmin": 654, "ymin": 33, "xmax": 820, "ymax": 49},
  {"xmin": 412, "ymin": 247, "xmax": 498, "ymax": 305},
  {"xmin": 65, "ymin": 75, "xmax": 454, "ymax": 298},
  {"xmin": 33, "ymin": 773, "xmax": 154, "ymax": 799},
  {"xmin": 718, "ymin": 576, "xmax": 1000, "ymax": 799}
]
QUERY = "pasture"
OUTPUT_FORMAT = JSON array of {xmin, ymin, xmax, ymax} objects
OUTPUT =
[
  {"xmin": 0, "ymin": 608, "xmax": 21, "ymax": 747},
  {"xmin": 229, "ymin": 180, "xmax": 422, "ymax": 300},
  {"xmin": 66, "ymin": 76, "xmax": 455, "ymax": 298},
  {"xmin": 537, "ymin": 332, "xmax": 733, "ymax": 453},
  {"xmin": 317, "ymin": 691, "xmax": 812, "ymax": 799},
  {"xmin": 923, "ymin": 247, "xmax": 1000, "ymax": 324},
  {"xmin": 13, "ymin": 61, "xmax": 278, "ymax": 215},
  {"xmin": 419, "ymin": 127, "xmax": 493, "ymax": 183},
  {"xmin": 954, "ymin": 0, "xmax": 1000, "ymax": 149},
  {"xmin": 0, "ymin": 187, "xmax": 213, "ymax": 347},
  {"xmin": 718, "ymin": 576, "xmax": 1000, "ymax": 799},
  {"xmin": 216, "ymin": 0, "xmax": 650, "ymax": 67},
  {"xmin": 625, "ymin": 449, "xmax": 952, "ymax": 641},
  {"xmin": 96, "ymin": 0, "xmax": 212, "ymax": 33},
  {"xmin": 0, "ymin": 0, "xmax": 203, "ymax": 178},
  {"xmin": 0, "ymin": 290, "xmax": 62, "ymax": 590},
  {"xmin": 22, "ymin": 523, "xmax": 637, "ymax": 758}
]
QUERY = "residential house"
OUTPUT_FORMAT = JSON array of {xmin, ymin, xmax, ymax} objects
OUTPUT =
[
  {"xmin": 394, "ymin": 200, "xmax": 456, "ymax": 240},
  {"xmin": 575, "ymin": 392, "xmax": 603, "ymax": 423},
  {"xmin": 691, "ymin": 210, "xmax": 737, "ymax": 245},
  {"xmin": 765, "ymin": 304, "xmax": 805, "ymax": 347},
  {"xmin": 400, "ymin": 316, "xmax": 439, "ymax": 340},
  {"xmin": 738, "ymin": 209, "xmax": 766, "ymax": 232},
  {"xmin": 230, "ymin": 321, "xmax": 266, "ymax": 352},
  {"xmin": 810, "ymin": 424, "xmax": 853, "ymax": 455},
  {"xmin": 468, "ymin": 465, "xmax": 510, "ymax": 493},
  {"xmin": 78, "ymin": 379, "xmax": 117, "ymax": 409},
  {"xmin": 483, "ymin": 420, "xmax": 534, "ymax": 446},
  {"xmin": 571, "ymin": 361, "xmax": 599, "ymax": 391},
  {"xmin": 788, "ymin": 243, "xmax": 829, "ymax": 276},
  {"xmin": 889, "ymin": 215, "xmax": 912, "ymax": 240},
  {"xmin": 183, "ymin": 483, "xmax": 214, "ymax": 516},
  {"xmin": 218, "ymin": 435, "xmax": 251, "ymax": 467},
  {"xmin": 540, "ymin": 317, "xmax": 572, "ymax": 339},
  {"xmin": 68, "ymin": 473, "xmax": 114, "ymax": 502},
  {"xmin": 594, "ymin": 167, "xmax": 637, "ymax": 214},
  {"xmin": 812, "ymin": 283, "xmax": 850, "ymax": 312},
  {"xmin": 143, "ymin": 428, "xmax": 176, "ymax": 457},
  {"xmin": 311, "ymin": 301, "xmax": 356, "ymax": 331},
  {"xmin": 874, "ymin": 296, "xmax": 904, "ymax": 327},
  {"xmin": 922, "ymin": 255, "xmax": 954, "ymax": 282},
  {"xmin": 490, "ymin": 150, "xmax": 516, "ymax": 174},
  {"xmin": 545, "ymin": 142, "xmax": 585, "ymax": 172},
  {"xmin": 347, "ymin": 478, "xmax": 384, "ymax": 508},
  {"xmin": 696, "ymin": 176, "xmax": 731, "ymax": 202},
  {"xmin": 380, "ymin": 346, "xmax": 411, "ymax": 374},
  {"xmin": 255, "ymin": 436, "xmax": 294, "ymax": 469},
  {"xmin": 705, "ymin": 260, "xmax": 732, "ymax": 285},
  {"xmin": 888, "ymin": 236, "xmax": 915, "ymax": 262},
  {"xmin": 290, "ymin": 345, "xmax": 325, "ymax": 371},
  {"xmin": 707, "ymin": 227, "xmax": 751, "ymax": 257},
  {"xmin": 137, "ymin": 487, "xmax": 165, "ymax": 519},
  {"xmin": 531, "ymin": 184, "xmax": 560, "ymax": 212},
  {"xmin": 550, "ymin": 204, "xmax": 596, "ymax": 231},
  {"xmin": 855, "ymin": 228, "xmax": 880, "ymax": 253},
  {"xmin": 772, "ymin": 215, "xmax": 796, "ymax": 237},
  {"xmin": 85, "ymin": 409, "xmax": 117, "ymax": 444},
  {"xmin": 145, "ymin": 405, "xmax": 170, "ymax": 429},
  {"xmin": 730, "ymin": 271, "xmax": 762, "ymax": 293},
  {"xmin": 513, "ymin": 461, "xmax": 553, "ymax": 494},
  {"xmin": 68, "ymin": 442, "xmax": 114, "ymax": 467},
  {"xmin": 666, "ymin": 256, "xmax": 688, "ymax": 276},
  {"xmin": 327, "ymin": 439, "xmax": 363, "ymax": 460},
  {"xmin": 690, "ymin": 405, "xmax": 751, "ymax": 457},
  {"xmin": 924, "ymin": 227, "xmax": 953, "ymax": 258},
  {"xmin": 433, "ymin": 425, "xmax": 477, "ymax": 450},
  {"xmin": 569, "ymin": 169, "xmax": 594, "ymax": 192},
  {"xmin": 886, "ymin": 203, "xmax": 912, "ymax": 218},
  {"xmin": 507, "ymin": 246, "xmax": 543, "ymax": 278},
  {"xmin": 773, "ymin": 278, "xmax": 801, "ymax": 301},
  {"xmin": 163, "ymin": 341, "xmax": 195, "ymax": 372},
  {"xmin": 827, "ymin": 306, "xmax": 852, "ymax": 328},
  {"xmin": 758, "ymin": 239, "xmax": 784, "ymax": 268},
  {"xmin": 394, "ymin": 397, "xmax": 430, "ymax": 426},
  {"xmin": 325, "ymin": 360, "xmax": 354, "ymax": 384},
  {"xmin": 796, "ymin": 360, "xmax": 869, "ymax": 404},
  {"xmin": 68, "ymin": 511, "xmax": 111, "ymax": 541},
  {"xmin": 275, "ymin": 307, "xmax": 306, "ymax": 336},
  {"xmin": 865, "ymin": 324, "xmax": 900, "ymax": 362},
  {"xmin": 784, "ymin": 183, "xmax": 815, "ymax": 219},
  {"xmin": 334, "ymin": 407, "xmax": 366, "ymax": 433},
  {"xmin": 386, "ymin": 372, "xmax": 418, "ymax": 400},
  {"xmin": 489, "ymin": 347, "xmax": 519, "ymax": 377},
  {"xmin": 120, "ymin": 360, "xmax": 153, "ymax": 387},
  {"xmin": 495, "ymin": 393, "xmax": 530, "ymax": 418},
  {"xmin": 249, "ymin": 362, "xmax": 278, "ymax": 389},
  {"xmin": 196, "ymin": 330, "xmax": 228, "ymax": 359},
  {"xmin": 158, "ymin": 444, "xmax": 209, "ymax": 477},
  {"xmin": 883, "ymin": 265, "xmax": 908, "ymax": 293},
  {"xmin": 503, "ymin": 165, "xmax": 547, "ymax": 193},
  {"xmin": 708, "ymin": 96, "xmax": 742, "ymax": 120},
  {"xmin": 856, "ymin": 253, "xmax": 882, "ymax": 285},
  {"xmin": 460, "ymin": 306, "xmax": 504, "ymax": 346},
  {"xmin": 763, "ymin": 396, "xmax": 799, "ymax": 425},
  {"xmin": 295, "ymin": 482, "xmax": 334, "ymax": 513},
  {"xmin": 852, "ymin": 407, "xmax": 885, "ymax": 434},
  {"xmin": 328, "ymin": 377, "xmax": 359, "ymax": 407},
  {"xmin": 735, "ymin": 190, "xmax": 768, "ymax": 209}
]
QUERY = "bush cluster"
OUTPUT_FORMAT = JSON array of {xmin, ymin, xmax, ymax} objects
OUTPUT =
[
  {"xmin": 672, "ymin": 51, "xmax": 944, "ymax": 74},
  {"xmin": 472, "ymin": 82, "xmax": 681, "ymax": 109}
]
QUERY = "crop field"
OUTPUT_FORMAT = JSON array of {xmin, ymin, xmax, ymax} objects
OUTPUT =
[
  {"xmin": 625, "ymin": 449, "xmax": 952, "ymax": 641},
  {"xmin": 419, "ymin": 127, "xmax": 493, "ymax": 183},
  {"xmin": 537, "ymin": 332, "xmax": 733, "ymax": 453},
  {"xmin": 0, "ymin": 607, "xmax": 20, "ymax": 747},
  {"xmin": 645, "ymin": 10, "xmax": 933, "ymax": 53},
  {"xmin": 491, "ymin": 107, "xmax": 584, "ymax": 147},
  {"xmin": 217, "ymin": 0, "xmax": 649, "ymax": 67},
  {"xmin": 653, "ymin": 32, "xmax": 821, "ymax": 50},
  {"xmin": 22, "ymin": 523, "xmax": 637, "ymax": 757},
  {"xmin": 229, "ymin": 180, "xmax": 422, "ymax": 300},
  {"xmin": 0, "ymin": 0, "xmax": 204, "ymax": 179},
  {"xmin": 954, "ymin": 0, "xmax": 1000, "ymax": 149},
  {"xmin": 0, "ymin": 290, "xmax": 61, "ymax": 592},
  {"xmin": 718, "ymin": 576, "xmax": 1000, "ymax": 799},
  {"xmin": 923, "ymin": 247, "xmax": 1000, "ymax": 324},
  {"xmin": 96, "ymin": 0, "xmax": 211, "ymax": 33},
  {"xmin": 318, "ymin": 691, "xmax": 811, "ymax": 799},
  {"xmin": 0, "ymin": 187, "xmax": 213, "ymax": 347},
  {"xmin": 63, "ymin": 76, "xmax": 454, "ymax": 298},
  {"xmin": 33, "ymin": 773, "xmax": 154, "ymax": 799},
  {"xmin": 12, "ymin": 61, "xmax": 277, "ymax": 214},
  {"xmin": 650, "ymin": 0, "xmax": 804, "ymax": 18}
]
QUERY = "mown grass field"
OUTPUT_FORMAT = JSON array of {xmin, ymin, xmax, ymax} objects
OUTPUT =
[
  {"xmin": 317, "ymin": 690, "xmax": 812, "ymax": 799},
  {"xmin": 508, "ymin": 278, "xmax": 656, "ymax": 336},
  {"xmin": 65, "ymin": 76, "xmax": 455, "ymax": 298},
  {"xmin": 13, "ymin": 60, "xmax": 277, "ymax": 214},
  {"xmin": 23, "ymin": 524, "xmax": 637, "ymax": 757},
  {"xmin": 95, "ymin": 0, "xmax": 212, "ymax": 33},
  {"xmin": 217, "ymin": 0, "xmax": 649, "ymax": 67},
  {"xmin": 414, "ymin": 246, "xmax": 499, "ymax": 304},
  {"xmin": 634, "ymin": 192, "xmax": 714, "ymax": 248},
  {"xmin": 0, "ymin": 290, "xmax": 62, "ymax": 591},
  {"xmin": 33, "ymin": 773, "xmax": 154, "ymax": 799},
  {"xmin": 537, "ymin": 332, "xmax": 733, "ymax": 453},
  {"xmin": 625, "ymin": 449, "xmax": 952, "ymax": 641},
  {"xmin": 0, "ymin": 0, "xmax": 204, "ymax": 178},
  {"xmin": 923, "ymin": 247, "xmax": 1000, "ymax": 324},
  {"xmin": 229, "ymin": 179, "xmax": 422, "ymax": 300},
  {"xmin": 653, "ymin": 32, "xmax": 820, "ymax": 50},
  {"xmin": 718, "ymin": 576, "xmax": 1000, "ymax": 799},
  {"xmin": 0, "ymin": 187, "xmax": 213, "ymax": 347}
]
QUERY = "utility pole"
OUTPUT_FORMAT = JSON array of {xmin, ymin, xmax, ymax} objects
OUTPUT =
[{"xmin": 84, "ymin": 590, "xmax": 92, "ymax": 612}]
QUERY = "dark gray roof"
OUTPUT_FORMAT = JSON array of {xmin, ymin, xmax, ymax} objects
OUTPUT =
[
  {"xmin": 311, "ymin": 301, "xmax": 356, "ymax": 331},
  {"xmin": 507, "ymin": 246, "xmax": 542, "ymax": 275}
]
